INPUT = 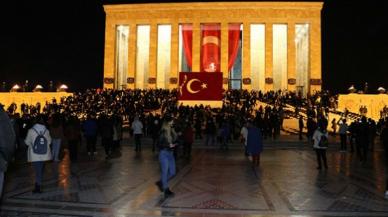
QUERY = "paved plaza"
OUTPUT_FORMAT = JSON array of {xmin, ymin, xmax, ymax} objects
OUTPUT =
[{"xmin": 1, "ymin": 136, "xmax": 388, "ymax": 217}]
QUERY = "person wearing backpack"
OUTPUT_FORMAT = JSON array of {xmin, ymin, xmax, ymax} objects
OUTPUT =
[
  {"xmin": 313, "ymin": 122, "xmax": 329, "ymax": 170},
  {"xmin": 24, "ymin": 115, "xmax": 52, "ymax": 193}
]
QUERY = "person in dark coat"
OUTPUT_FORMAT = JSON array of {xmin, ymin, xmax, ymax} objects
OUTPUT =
[
  {"xmin": 307, "ymin": 117, "xmax": 317, "ymax": 144},
  {"xmin": 182, "ymin": 122, "xmax": 194, "ymax": 159},
  {"xmin": 219, "ymin": 121, "xmax": 231, "ymax": 150},
  {"xmin": 246, "ymin": 121, "xmax": 263, "ymax": 167},
  {"xmin": 82, "ymin": 114, "xmax": 98, "ymax": 156},
  {"xmin": 0, "ymin": 106, "xmax": 16, "ymax": 197},
  {"xmin": 298, "ymin": 116, "xmax": 304, "ymax": 140},
  {"xmin": 149, "ymin": 116, "xmax": 161, "ymax": 152},
  {"xmin": 65, "ymin": 115, "xmax": 81, "ymax": 162},
  {"xmin": 99, "ymin": 114, "xmax": 114, "ymax": 159},
  {"xmin": 381, "ymin": 120, "xmax": 388, "ymax": 199},
  {"xmin": 356, "ymin": 116, "xmax": 369, "ymax": 163}
]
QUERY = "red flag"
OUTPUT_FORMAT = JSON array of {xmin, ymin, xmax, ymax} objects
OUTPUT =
[
  {"xmin": 201, "ymin": 24, "xmax": 221, "ymax": 72},
  {"xmin": 178, "ymin": 72, "xmax": 223, "ymax": 101}
]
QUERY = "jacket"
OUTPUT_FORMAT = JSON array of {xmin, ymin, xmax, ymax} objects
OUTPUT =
[
  {"xmin": 246, "ymin": 126, "xmax": 263, "ymax": 155},
  {"xmin": 25, "ymin": 124, "xmax": 52, "ymax": 162},
  {"xmin": 83, "ymin": 119, "xmax": 98, "ymax": 137},
  {"xmin": 0, "ymin": 107, "xmax": 16, "ymax": 172},
  {"xmin": 313, "ymin": 129, "xmax": 329, "ymax": 149}
]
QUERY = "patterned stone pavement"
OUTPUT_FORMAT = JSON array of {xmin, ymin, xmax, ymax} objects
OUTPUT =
[{"xmin": 1, "ymin": 137, "xmax": 388, "ymax": 217}]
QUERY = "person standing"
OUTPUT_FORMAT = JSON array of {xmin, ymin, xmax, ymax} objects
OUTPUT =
[
  {"xmin": 82, "ymin": 114, "xmax": 98, "ymax": 156},
  {"xmin": 356, "ymin": 117, "xmax": 369, "ymax": 163},
  {"xmin": 331, "ymin": 118, "xmax": 337, "ymax": 136},
  {"xmin": 155, "ymin": 116, "xmax": 177, "ymax": 198},
  {"xmin": 112, "ymin": 115, "xmax": 123, "ymax": 150},
  {"xmin": 246, "ymin": 121, "xmax": 263, "ymax": 167},
  {"xmin": 240, "ymin": 121, "xmax": 249, "ymax": 156},
  {"xmin": 24, "ymin": 115, "xmax": 52, "ymax": 193},
  {"xmin": 338, "ymin": 119, "xmax": 348, "ymax": 152},
  {"xmin": 381, "ymin": 121, "xmax": 388, "ymax": 199},
  {"xmin": 48, "ymin": 113, "xmax": 63, "ymax": 162},
  {"xmin": 298, "ymin": 116, "xmax": 304, "ymax": 140},
  {"xmin": 182, "ymin": 122, "xmax": 194, "ymax": 159},
  {"xmin": 0, "ymin": 106, "xmax": 16, "ymax": 197},
  {"xmin": 132, "ymin": 116, "xmax": 143, "ymax": 152},
  {"xmin": 205, "ymin": 118, "xmax": 216, "ymax": 146},
  {"xmin": 312, "ymin": 122, "xmax": 329, "ymax": 170},
  {"xmin": 307, "ymin": 117, "xmax": 317, "ymax": 144},
  {"xmin": 219, "ymin": 121, "xmax": 230, "ymax": 150},
  {"xmin": 99, "ymin": 114, "xmax": 114, "ymax": 159},
  {"xmin": 149, "ymin": 117, "xmax": 161, "ymax": 152},
  {"xmin": 65, "ymin": 116, "xmax": 81, "ymax": 162}
]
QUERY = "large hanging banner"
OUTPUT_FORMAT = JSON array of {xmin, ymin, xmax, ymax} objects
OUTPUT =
[
  {"xmin": 201, "ymin": 24, "xmax": 221, "ymax": 72},
  {"xmin": 178, "ymin": 72, "xmax": 223, "ymax": 101}
]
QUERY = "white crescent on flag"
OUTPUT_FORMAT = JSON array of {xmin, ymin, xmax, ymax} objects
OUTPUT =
[{"xmin": 186, "ymin": 79, "xmax": 201, "ymax": 94}]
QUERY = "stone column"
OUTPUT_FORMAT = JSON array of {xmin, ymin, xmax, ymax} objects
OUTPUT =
[
  {"xmin": 287, "ymin": 22, "xmax": 296, "ymax": 92},
  {"xmin": 192, "ymin": 22, "xmax": 200, "ymax": 72},
  {"xmin": 221, "ymin": 22, "xmax": 229, "ymax": 90},
  {"xmin": 310, "ymin": 18, "xmax": 322, "ymax": 93},
  {"xmin": 242, "ymin": 22, "xmax": 251, "ymax": 90},
  {"xmin": 103, "ymin": 19, "xmax": 115, "ymax": 89},
  {"xmin": 149, "ymin": 23, "xmax": 157, "ymax": 89},
  {"xmin": 127, "ymin": 23, "xmax": 137, "ymax": 89},
  {"xmin": 265, "ymin": 23, "xmax": 273, "ymax": 91},
  {"xmin": 169, "ymin": 22, "xmax": 179, "ymax": 89}
]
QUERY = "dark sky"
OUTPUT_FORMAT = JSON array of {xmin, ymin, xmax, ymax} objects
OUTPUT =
[{"xmin": 0, "ymin": 0, "xmax": 387, "ymax": 93}]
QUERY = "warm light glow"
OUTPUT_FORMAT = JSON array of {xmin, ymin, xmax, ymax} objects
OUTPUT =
[
  {"xmin": 115, "ymin": 25, "xmax": 129, "ymax": 90},
  {"xmin": 136, "ymin": 25, "xmax": 150, "ymax": 89},
  {"xmin": 273, "ymin": 24, "xmax": 288, "ymax": 91},
  {"xmin": 295, "ymin": 24, "xmax": 310, "ymax": 96},
  {"xmin": 35, "ymin": 84, "xmax": 43, "ymax": 89},
  {"xmin": 250, "ymin": 24, "xmax": 265, "ymax": 91},
  {"xmin": 11, "ymin": 84, "xmax": 20, "ymax": 90},
  {"xmin": 157, "ymin": 24, "xmax": 172, "ymax": 88},
  {"xmin": 378, "ymin": 87, "xmax": 386, "ymax": 93},
  {"xmin": 59, "ymin": 84, "xmax": 68, "ymax": 89}
]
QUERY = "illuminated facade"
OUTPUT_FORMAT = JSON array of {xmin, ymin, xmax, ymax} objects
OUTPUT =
[{"xmin": 103, "ymin": 2, "xmax": 323, "ymax": 94}]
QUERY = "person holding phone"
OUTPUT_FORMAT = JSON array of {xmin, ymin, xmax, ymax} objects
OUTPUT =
[{"xmin": 155, "ymin": 115, "xmax": 177, "ymax": 198}]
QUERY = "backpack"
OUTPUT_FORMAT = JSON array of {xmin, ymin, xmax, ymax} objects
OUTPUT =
[
  {"xmin": 32, "ymin": 128, "xmax": 48, "ymax": 154},
  {"xmin": 319, "ymin": 133, "xmax": 328, "ymax": 148}
]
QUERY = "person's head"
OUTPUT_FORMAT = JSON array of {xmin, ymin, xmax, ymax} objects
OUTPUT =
[{"xmin": 35, "ymin": 114, "xmax": 45, "ymax": 125}]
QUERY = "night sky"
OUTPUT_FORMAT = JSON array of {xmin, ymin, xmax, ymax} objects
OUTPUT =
[{"xmin": 0, "ymin": 0, "xmax": 387, "ymax": 93}]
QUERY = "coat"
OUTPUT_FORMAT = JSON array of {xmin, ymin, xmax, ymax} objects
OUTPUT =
[
  {"xmin": 25, "ymin": 124, "xmax": 52, "ymax": 162},
  {"xmin": 0, "ymin": 107, "xmax": 16, "ymax": 172},
  {"xmin": 313, "ymin": 129, "xmax": 328, "ymax": 149},
  {"xmin": 246, "ymin": 126, "xmax": 263, "ymax": 155}
]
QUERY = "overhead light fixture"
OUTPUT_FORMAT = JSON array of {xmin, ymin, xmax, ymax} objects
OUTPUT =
[
  {"xmin": 58, "ymin": 84, "xmax": 68, "ymax": 92},
  {"xmin": 10, "ymin": 84, "xmax": 20, "ymax": 92},
  {"xmin": 348, "ymin": 85, "xmax": 356, "ymax": 93},
  {"xmin": 33, "ymin": 84, "xmax": 43, "ymax": 92},
  {"xmin": 377, "ymin": 87, "xmax": 386, "ymax": 93}
]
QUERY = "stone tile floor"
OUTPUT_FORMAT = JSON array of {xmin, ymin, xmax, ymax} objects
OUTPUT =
[{"xmin": 1, "ymin": 137, "xmax": 388, "ymax": 217}]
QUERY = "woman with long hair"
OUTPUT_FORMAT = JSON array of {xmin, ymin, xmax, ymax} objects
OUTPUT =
[{"xmin": 155, "ymin": 116, "xmax": 177, "ymax": 198}]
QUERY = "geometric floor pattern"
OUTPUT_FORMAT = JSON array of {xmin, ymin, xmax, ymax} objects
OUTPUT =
[{"xmin": 1, "ymin": 137, "xmax": 388, "ymax": 217}]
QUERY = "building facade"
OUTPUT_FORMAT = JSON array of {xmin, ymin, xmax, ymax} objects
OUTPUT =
[{"xmin": 103, "ymin": 2, "xmax": 323, "ymax": 94}]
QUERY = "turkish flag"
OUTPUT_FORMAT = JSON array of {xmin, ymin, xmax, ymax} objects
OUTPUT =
[
  {"xmin": 178, "ymin": 72, "xmax": 223, "ymax": 101},
  {"xmin": 201, "ymin": 24, "xmax": 221, "ymax": 72}
]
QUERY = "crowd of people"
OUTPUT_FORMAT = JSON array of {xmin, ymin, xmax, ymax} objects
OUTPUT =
[{"xmin": 1, "ymin": 88, "xmax": 388, "ymax": 199}]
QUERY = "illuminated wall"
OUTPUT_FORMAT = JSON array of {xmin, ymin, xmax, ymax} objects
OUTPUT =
[
  {"xmin": 103, "ymin": 2, "xmax": 323, "ymax": 92},
  {"xmin": 115, "ymin": 25, "xmax": 129, "ymax": 90},
  {"xmin": 135, "ymin": 25, "xmax": 150, "ymax": 89},
  {"xmin": 157, "ymin": 25, "xmax": 172, "ymax": 89}
]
